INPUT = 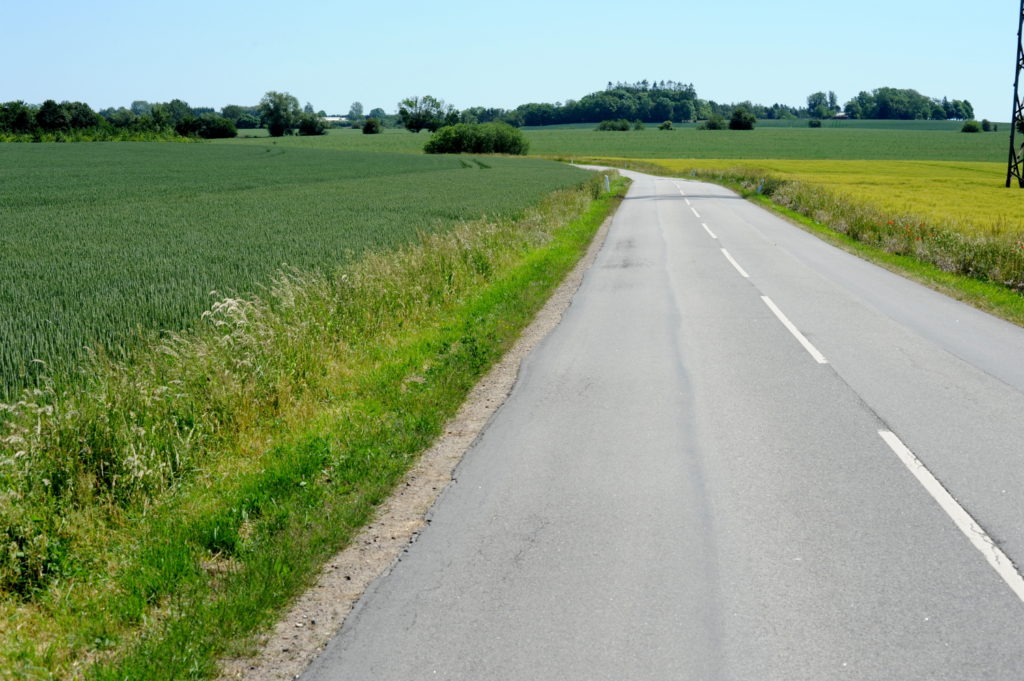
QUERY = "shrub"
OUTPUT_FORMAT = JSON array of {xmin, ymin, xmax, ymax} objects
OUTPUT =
[
  {"xmin": 196, "ymin": 114, "xmax": 237, "ymax": 139},
  {"xmin": 729, "ymin": 107, "xmax": 756, "ymax": 130},
  {"xmin": 297, "ymin": 113, "xmax": 327, "ymax": 136},
  {"xmin": 423, "ymin": 122, "xmax": 528, "ymax": 155},
  {"xmin": 632, "ymin": 120, "xmax": 645, "ymax": 130},
  {"xmin": 981, "ymin": 119, "xmax": 992, "ymax": 132},
  {"xmin": 596, "ymin": 119, "xmax": 631, "ymax": 131},
  {"xmin": 699, "ymin": 114, "xmax": 726, "ymax": 130},
  {"xmin": 658, "ymin": 120, "xmax": 673, "ymax": 130},
  {"xmin": 362, "ymin": 118, "xmax": 383, "ymax": 134},
  {"xmin": 174, "ymin": 117, "xmax": 201, "ymax": 137},
  {"xmin": 808, "ymin": 119, "xmax": 822, "ymax": 128},
  {"xmin": 961, "ymin": 120, "xmax": 981, "ymax": 133},
  {"xmin": 173, "ymin": 114, "xmax": 237, "ymax": 139}
]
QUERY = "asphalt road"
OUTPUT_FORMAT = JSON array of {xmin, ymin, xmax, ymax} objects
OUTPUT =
[{"xmin": 301, "ymin": 170, "xmax": 1024, "ymax": 680}]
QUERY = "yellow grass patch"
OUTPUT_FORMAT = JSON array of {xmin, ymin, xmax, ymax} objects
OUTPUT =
[{"xmin": 636, "ymin": 159, "xmax": 1024, "ymax": 238}]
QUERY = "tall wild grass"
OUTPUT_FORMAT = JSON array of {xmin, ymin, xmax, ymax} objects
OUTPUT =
[{"xmin": 690, "ymin": 167, "xmax": 1024, "ymax": 292}]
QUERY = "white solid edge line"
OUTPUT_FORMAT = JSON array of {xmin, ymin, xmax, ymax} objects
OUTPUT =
[
  {"xmin": 760, "ymin": 296, "xmax": 829, "ymax": 364},
  {"xmin": 691, "ymin": 206, "xmax": 701, "ymax": 219},
  {"xmin": 721, "ymin": 249, "xmax": 750, "ymax": 278},
  {"xmin": 702, "ymin": 223, "xmax": 718, "ymax": 239},
  {"xmin": 878, "ymin": 430, "xmax": 1024, "ymax": 604}
]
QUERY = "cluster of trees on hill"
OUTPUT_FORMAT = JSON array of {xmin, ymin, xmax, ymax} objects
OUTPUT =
[
  {"xmin": 841, "ymin": 88, "xmax": 973, "ymax": 121},
  {"xmin": 514, "ymin": 80, "xmax": 699, "ymax": 126}
]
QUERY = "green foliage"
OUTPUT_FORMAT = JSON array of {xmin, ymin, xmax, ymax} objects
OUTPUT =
[
  {"xmin": 197, "ymin": 113, "xmax": 237, "ymax": 139},
  {"xmin": 423, "ymin": 122, "xmax": 529, "ymax": 155},
  {"xmin": 65, "ymin": 101, "xmax": 102, "ymax": 129},
  {"xmin": 236, "ymin": 113, "xmax": 260, "ymax": 129},
  {"xmin": 220, "ymin": 104, "xmax": 254, "ymax": 122},
  {"xmin": 843, "ymin": 88, "xmax": 973, "ymax": 121},
  {"xmin": 596, "ymin": 118, "xmax": 632, "ymax": 131},
  {"xmin": 0, "ymin": 101, "xmax": 35, "ymax": 133},
  {"xmin": 175, "ymin": 114, "xmax": 237, "ymax": 139},
  {"xmin": 398, "ymin": 95, "xmax": 457, "ymax": 133},
  {"xmin": 35, "ymin": 99, "xmax": 71, "ymax": 132},
  {"xmin": 516, "ymin": 79, "xmax": 698, "ymax": 125},
  {"xmin": 160, "ymin": 99, "xmax": 193, "ymax": 123},
  {"xmin": 658, "ymin": 120, "xmax": 673, "ymax": 130},
  {"xmin": 729, "ymin": 107, "xmax": 756, "ymax": 130},
  {"xmin": 981, "ymin": 119, "xmax": 992, "ymax": 132},
  {"xmin": 961, "ymin": 119, "xmax": 981, "ymax": 133},
  {"xmin": 633, "ymin": 119, "xmax": 645, "ymax": 130},
  {"xmin": 700, "ymin": 114, "xmax": 726, "ymax": 130},
  {"xmin": 297, "ymin": 112, "xmax": 327, "ymax": 136},
  {"xmin": 259, "ymin": 91, "xmax": 301, "ymax": 137},
  {"xmin": 362, "ymin": 118, "xmax": 383, "ymax": 134},
  {"xmin": 808, "ymin": 119, "xmax": 822, "ymax": 128}
]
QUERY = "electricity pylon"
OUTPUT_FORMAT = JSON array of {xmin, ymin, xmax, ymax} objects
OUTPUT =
[{"xmin": 1007, "ymin": 0, "xmax": 1024, "ymax": 187}]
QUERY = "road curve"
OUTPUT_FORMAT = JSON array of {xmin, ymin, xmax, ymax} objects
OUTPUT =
[{"xmin": 300, "ymin": 169, "xmax": 1024, "ymax": 680}]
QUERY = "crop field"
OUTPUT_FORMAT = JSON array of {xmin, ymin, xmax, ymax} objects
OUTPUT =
[
  {"xmin": 217, "ymin": 124, "xmax": 1023, "ymax": 249},
  {"xmin": 0, "ymin": 143, "xmax": 590, "ymax": 397},
  {"xmin": 524, "ymin": 126, "xmax": 1006, "ymax": 161},
  {"xmin": 641, "ymin": 159, "xmax": 1024, "ymax": 237},
  {"xmin": 226, "ymin": 122, "xmax": 1007, "ymax": 162}
]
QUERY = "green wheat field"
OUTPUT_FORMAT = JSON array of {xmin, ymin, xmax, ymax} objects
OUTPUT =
[{"xmin": 0, "ymin": 143, "xmax": 589, "ymax": 396}]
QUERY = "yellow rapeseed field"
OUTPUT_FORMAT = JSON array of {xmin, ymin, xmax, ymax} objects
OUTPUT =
[{"xmin": 641, "ymin": 159, "xmax": 1024, "ymax": 238}]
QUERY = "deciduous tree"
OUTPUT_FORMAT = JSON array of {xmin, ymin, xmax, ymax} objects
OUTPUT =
[
  {"xmin": 36, "ymin": 100, "xmax": 70, "ymax": 132},
  {"xmin": 259, "ymin": 91, "xmax": 301, "ymax": 137},
  {"xmin": 398, "ymin": 95, "xmax": 456, "ymax": 133}
]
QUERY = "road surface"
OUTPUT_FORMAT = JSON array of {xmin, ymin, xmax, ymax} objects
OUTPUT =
[{"xmin": 301, "ymin": 169, "xmax": 1024, "ymax": 680}]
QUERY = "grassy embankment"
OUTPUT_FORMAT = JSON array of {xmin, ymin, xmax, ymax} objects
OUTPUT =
[{"xmin": 0, "ymin": 141, "xmax": 627, "ymax": 679}]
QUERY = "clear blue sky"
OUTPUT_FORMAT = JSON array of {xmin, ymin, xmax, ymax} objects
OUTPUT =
[{"xmin": 2, "ymin": 0, "xmax": 1016, "ymax": 121}]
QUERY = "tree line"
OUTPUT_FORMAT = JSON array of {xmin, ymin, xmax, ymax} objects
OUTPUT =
[
  {"xmin": 1, "ymin": 82, "xmax": 981, "ymax": 143},
  {"xmin": 0, "ymin": 98, "xmax": 238, "ymax": 141},
  {"xmin": 0, "ymin": 93, "xmax": 346, "ymax": 141},
  {"xmin": 387, "ymin": 81, "xmax": 979, "ymax": 132}
]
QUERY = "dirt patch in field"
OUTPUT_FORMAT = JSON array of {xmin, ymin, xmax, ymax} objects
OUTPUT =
[{"xmin": 217, "ymin": 208, "xmax": 615, "ymax": 681}]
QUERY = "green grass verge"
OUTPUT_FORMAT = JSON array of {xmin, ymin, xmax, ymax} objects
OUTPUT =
[{"xmin": 0, "ymin": 174, "xmax": 628, "ymax": 680}]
